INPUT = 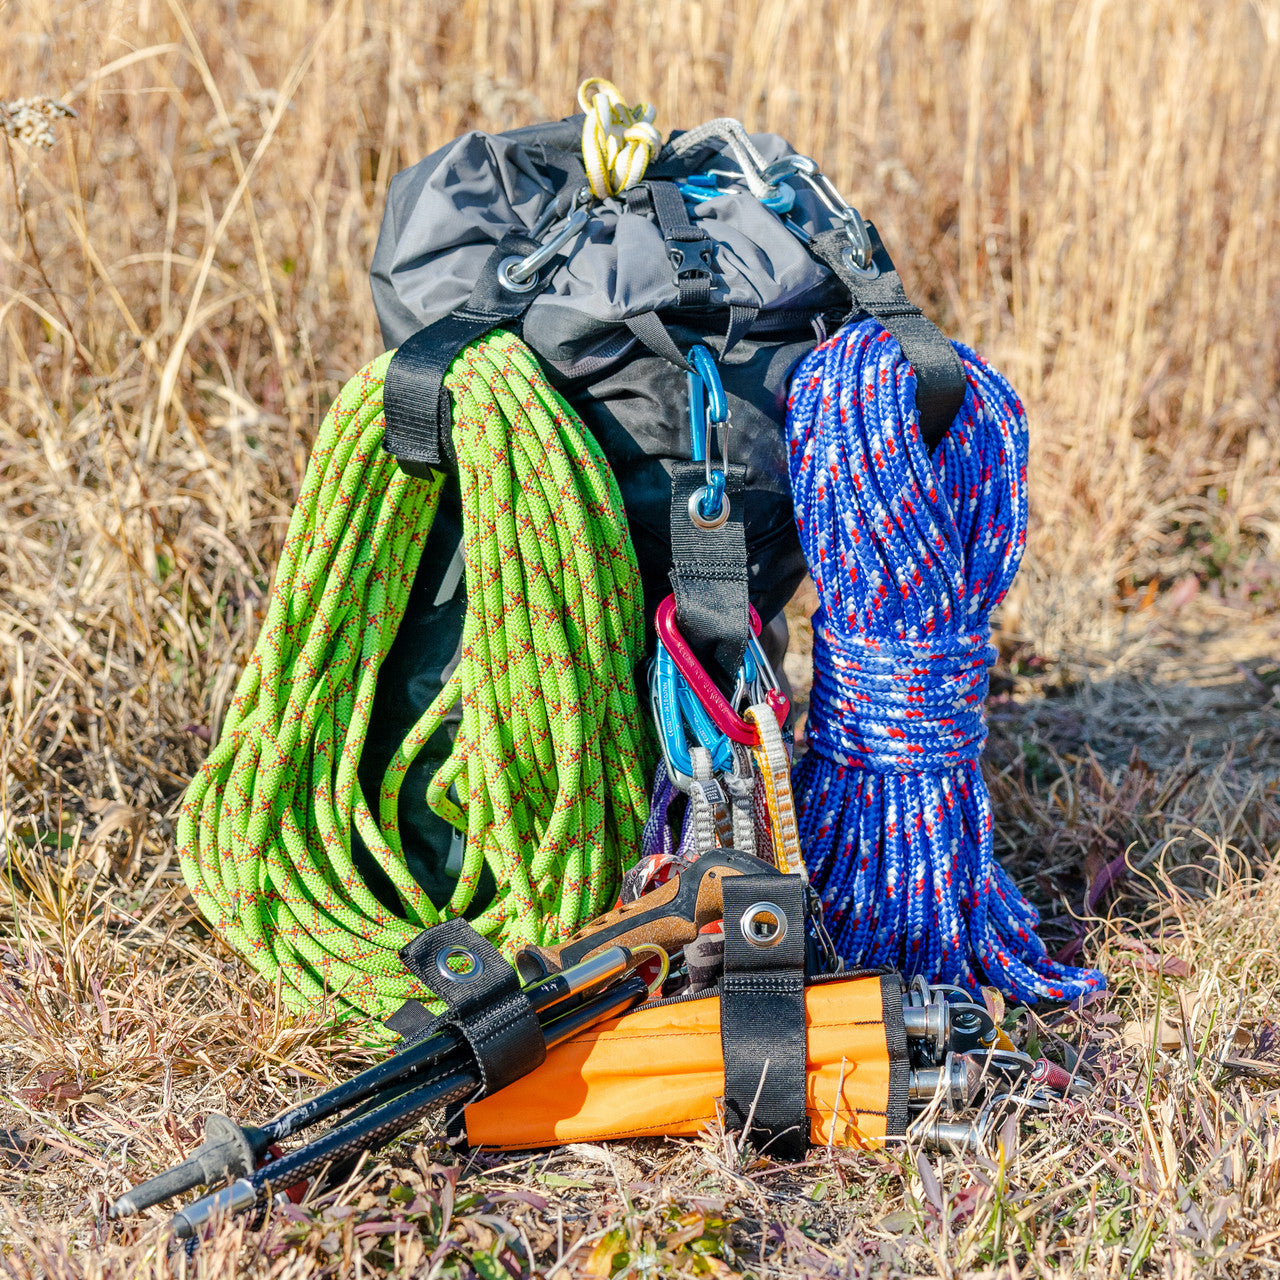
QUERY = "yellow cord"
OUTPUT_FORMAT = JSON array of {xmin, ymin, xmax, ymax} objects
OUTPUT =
[
  {"xmin": 577, "ymin": 78, "xmax": 661, "ymax": 199},
  {"xmin": 747, "ymin": 704, "xmax": 804, "ymax": 878}
]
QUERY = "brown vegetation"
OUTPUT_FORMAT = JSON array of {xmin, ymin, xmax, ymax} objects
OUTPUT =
[{"xmin": 2, "ymin": 0, "xmax": 1278, "ymax": 1275}]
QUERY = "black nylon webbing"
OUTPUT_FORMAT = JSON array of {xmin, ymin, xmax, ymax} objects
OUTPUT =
[
  {"xmin": 628, "ymin": 179, "xmax": 715, "ymax": 310},
  {"xmin": 648, "ymin": 179, "xmax": 714, "ymax": 309},
  {"xmin": 669, "ymin": 461, "xmax": 750, "ymax": 688},
  {"xmin": 808, "ymin": 223, "xmax": 966, "ymax": 453},
  {"xmin": 382, "ymin": 230, "xmax": 542, "ymax": 477},
  {"xmin": 625, "ymin": 311, "xmax": 691, "ymax": 369},
  {"xmin": 880, "ymin": 974, "xmax": 911, "ymax": 1136},
  {"xmin": 720, "ymin": 875, "xmax": 809, "ymax": 1160},
  {"xmin": 390, "ymin": 918, "xmax": 545, "ymax": 1096},
  {"xmin": 722, "ymin": 303, "xmax": 759, "ymax": 359}
]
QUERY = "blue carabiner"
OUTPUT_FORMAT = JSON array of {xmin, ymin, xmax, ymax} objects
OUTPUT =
[
  {"xmin": 688, "ymin": 344, "xmax": 728, "ymax": 424},
  {"xmin": 676, "ymin": 173, "xmax": 720, "ymax": 205},
  {"xmin": 676, "ymin": 671, "xmax": 733, "ymax": 770},
  {"xmin": 686, "ymin": 345, "xmax": 730, "ymax": 524},
  {"xmin": 652, "ymin": 646, "xmax": 692, "ymax": 782},
  {"xmin": 653, "ymin": 645, "xmax": 733, "ymax": 781}
]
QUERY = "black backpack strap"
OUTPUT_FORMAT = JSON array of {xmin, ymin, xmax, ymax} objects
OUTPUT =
[
  {"xmin": 625, "ymin": 311, "xmax": 691, "ymax": 370},
  {"xmin": 626, "ymin": 180, "xmax": 716, "ymax": 309},
  {"xmin": 388, "ymin": 918, "xmax": 546, "ymax": 1097},
  {"xmin": 669, "ymin": 461, "xmax": 750, "ymax": 690},
  {"xmin": 721, "ymin": 303, "xmax": 759, "ymax": 360},
  {"xmin": 808, "ymin": 222, "xmax": 966, "ymax": 453},
  {"xmin": 382, "ymin": 230, "xmax": 543, "ymax": 477},
  {"xmin": 648, "ymin": 179, "xmax": 715, "ymax": 309},
  {"xmin": 720, "ymin": 874, "xmax": 809, "ymax": 1160}
]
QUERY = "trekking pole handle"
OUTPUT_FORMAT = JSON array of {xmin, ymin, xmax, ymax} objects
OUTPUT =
[{"xmin": 517, "ymin": 847, "xmax": 780, "ymax": 976}]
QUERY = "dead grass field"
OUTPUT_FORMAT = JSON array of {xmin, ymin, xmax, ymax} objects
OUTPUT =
[{"xmin": 2, "ymin": 0, "xmax": 1280, "ymax": 1275}]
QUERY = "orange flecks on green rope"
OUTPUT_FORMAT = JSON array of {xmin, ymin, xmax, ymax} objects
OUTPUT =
[{"xmin": 178, "ymin": 332, "xmax": 652, "ymax": 1023}]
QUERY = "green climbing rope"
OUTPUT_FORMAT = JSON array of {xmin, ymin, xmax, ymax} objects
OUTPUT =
[{"xmin": 178, "ymin": 331, "xmax": 652, "ymax": 1022}]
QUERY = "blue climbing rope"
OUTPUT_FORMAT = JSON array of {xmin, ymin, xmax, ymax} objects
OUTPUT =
[{"xmin": 787, "ymin": 319, "xmax": 1105, "ymax": 1003}]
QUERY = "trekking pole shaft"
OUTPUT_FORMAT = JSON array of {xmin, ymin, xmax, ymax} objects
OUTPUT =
[
  {"xmin": 261, "ymin": 945, "xmax": 635, "ymax": 1143},
  {"xmin": 170, "ymin": 1060, "xmax": 479, "ymax": 1239},
  {"xmin": 169, "ymin": 974, "xmax": 649, "ymax": 1240}
]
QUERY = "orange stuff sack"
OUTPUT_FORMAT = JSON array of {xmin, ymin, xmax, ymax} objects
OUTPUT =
[{"xmin": 465, "ymin": 973, "xmax": 908, "ymax": 1151}]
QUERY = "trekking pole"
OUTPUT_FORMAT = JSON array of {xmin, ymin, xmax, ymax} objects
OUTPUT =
[
  {"xmin": 168, "ymin": 973, "xmax": 651, "ymax": 1239},
  {"xmin": 109, "ymin": 945, "xmax": 638, "ymax": 1219}
]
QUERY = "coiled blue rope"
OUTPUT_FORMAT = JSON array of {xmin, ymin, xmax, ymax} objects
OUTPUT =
[{"xmin": 787, "ymin": 319, "xmax": 1105, "ymax": 1003}]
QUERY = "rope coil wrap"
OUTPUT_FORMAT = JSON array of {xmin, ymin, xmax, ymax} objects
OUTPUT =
[
  {"xmin": 788, "ymin": 319, "xmax": 1104, "ymax": 1003},
  {"xmin": 179, "ymin": 332, "xmax": 651, "ymax": 1022},
  {"xmin": 805, "ymin": 629, "xmax": 992, "ymax": 773}
]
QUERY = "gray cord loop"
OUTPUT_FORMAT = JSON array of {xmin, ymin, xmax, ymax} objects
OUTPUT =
[{"xmin": 666, "ymin": 118, "xmax": 773, "ymax": 197}]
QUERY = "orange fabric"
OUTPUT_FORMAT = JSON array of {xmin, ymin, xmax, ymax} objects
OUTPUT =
[{"xmin": 465, "ymin": 975, "xmax": 894, "ymax": 1150}]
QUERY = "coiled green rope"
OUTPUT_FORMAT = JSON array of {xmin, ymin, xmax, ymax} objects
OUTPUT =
[{"xmin": 179, "ymin": 331, "xmax": 652, "ymax": 1022}]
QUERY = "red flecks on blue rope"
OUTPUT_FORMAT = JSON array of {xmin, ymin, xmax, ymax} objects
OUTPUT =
[{"xmin": 786, "ymin": 318, "xmax": 1104, "ymax": 1003}]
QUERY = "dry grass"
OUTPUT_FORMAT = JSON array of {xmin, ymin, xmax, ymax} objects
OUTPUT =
[{"xmin": 2, "ymin": 0, "xmax": 1279, "ymax": 1275}]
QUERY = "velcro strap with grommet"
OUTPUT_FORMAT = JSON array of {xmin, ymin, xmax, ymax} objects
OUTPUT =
[
  {"xmin": 382, "ymin": 229, "xmax": 543, "ymax": 476},
  {"xmin": 719, "ymin": 874, "xmax": 808, "ymax": 1159},
  {"xmin": 669, "ymin": 461, "xmax": 750, "ymax": 689},
  {"xmin": 386, "ymin": 918, "xmax": 546, "ymax": 1096}
]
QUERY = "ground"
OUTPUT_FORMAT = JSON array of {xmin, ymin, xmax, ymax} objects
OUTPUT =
[{"xmin": 2, "ymin": 2, "xmax": 1280, "ymax": 1277}]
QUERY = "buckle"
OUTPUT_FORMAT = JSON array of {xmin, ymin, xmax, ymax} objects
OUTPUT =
[{"xmin": 666, "ymin": 237, "xmax": 714, "ymax": 279}]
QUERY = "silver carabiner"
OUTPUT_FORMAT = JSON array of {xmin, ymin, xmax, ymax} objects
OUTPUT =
[
  {"xmin": 761, "ymin": 156, "xmax": 876, "ymax": 274},
  {"xmin": 499, "ymin": 190, "xmax": 593, "ymax": 292}
]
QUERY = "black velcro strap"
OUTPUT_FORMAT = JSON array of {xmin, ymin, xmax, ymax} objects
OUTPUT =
[
  {"xmin": 881, "ymin": 974, "xmax": 911, "ymax": 1137},
  {"xmin": 720, "ymin": 875, "xmax": 809, "ymax": 1160},
  {"xmin": 808, "ymin": 223, "xmax": 966, "ymax": 453},
  {"xmin": 382, "ymin": 230, "xmax": 542, "ymax": 476},
  {"xmin": 669, "ymin": 461, "xmax": 750, "ymax": 689},
  {"xmin": 383, "ymin": 998, "xmax": 439, "ymax": 1044},
  {"xmin": 391, "ymin": 918, "xmax": 545, "ymax": 1096}
]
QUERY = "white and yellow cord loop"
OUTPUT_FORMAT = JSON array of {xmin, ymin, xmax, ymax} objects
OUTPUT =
[{"xmin": 577, "ymin": 78, "xmax": 661, "ymax": 200}]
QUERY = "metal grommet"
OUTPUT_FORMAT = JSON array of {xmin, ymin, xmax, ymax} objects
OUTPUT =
[
  {"xmin": 840, "ymin": 244, "xmax": 880, "ymax": 280},
  {"xmin": 496, "ymin": 256, "xmax": 540, "ymax": 294},
  {"xmin": 436, "ymin": 944, "xmax": 484, "ymax": 983},
  {"xmin": 688, "ymin": 487, "xmax": 730, "ymax": 530},
  {"xmin": 740, "ymin": 901, "xmax": 787, "ymax": 949}
]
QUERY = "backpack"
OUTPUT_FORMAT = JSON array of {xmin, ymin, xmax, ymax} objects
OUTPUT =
[
  {"xmin": 178, "ymin": 87, "xmax": 972, "ymax": 1023},
  {"xmin": 359, "ymin": 110, "xmax": 964, "ymax": 924}
]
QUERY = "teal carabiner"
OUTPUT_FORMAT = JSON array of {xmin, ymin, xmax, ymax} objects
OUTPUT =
[
  {"xmin": 686, "ymin": 344, "xmax": 730, "ymax": 527},
  {"xmin": 652, "ymin": 644, "xmax": 733, "ymax": 789}
]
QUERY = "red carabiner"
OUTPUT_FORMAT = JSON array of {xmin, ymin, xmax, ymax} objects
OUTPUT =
[{"xmin": 654, "ymin": 595, "xmax": 789, "ymax": 746}]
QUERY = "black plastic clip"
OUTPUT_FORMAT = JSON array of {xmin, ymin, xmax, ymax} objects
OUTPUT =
[{"xmin": 667, "ymin": 236, "xmax": 715, "ymax": 280}]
